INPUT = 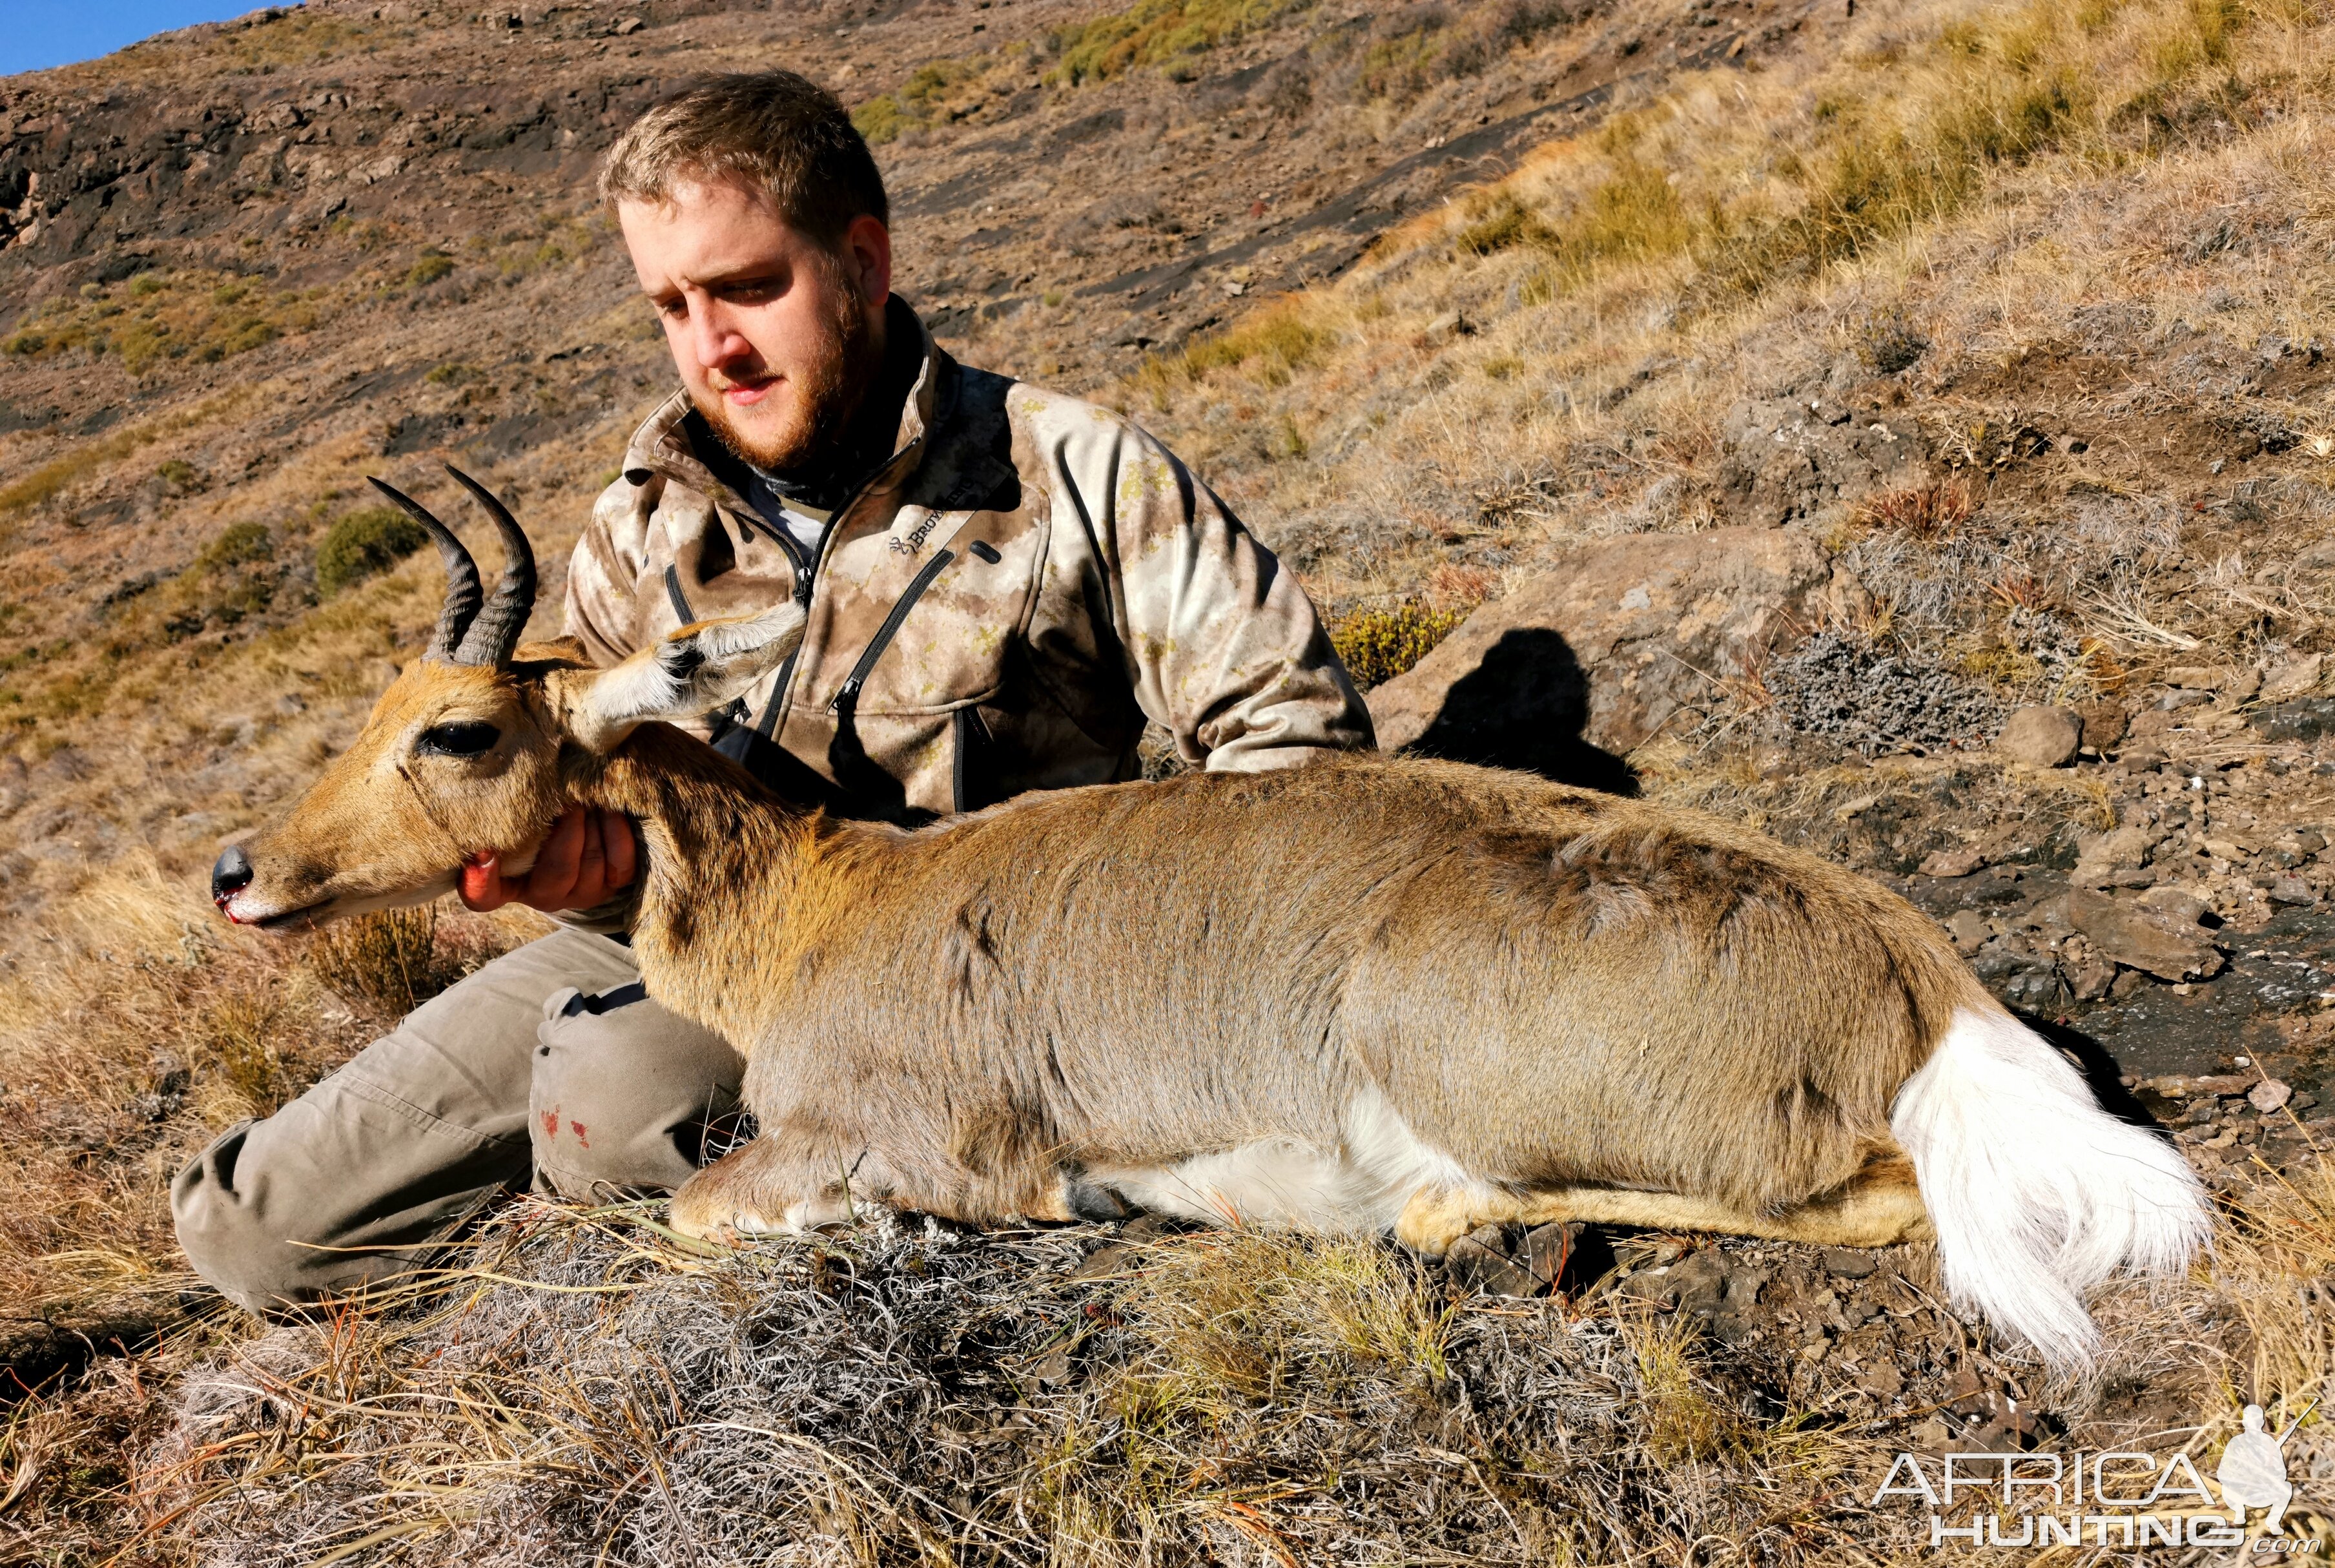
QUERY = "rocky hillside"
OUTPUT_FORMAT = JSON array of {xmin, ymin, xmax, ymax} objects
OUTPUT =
[{"xmin": 0, "ymin": 0, "xmax": 1830, "ymax": 949}]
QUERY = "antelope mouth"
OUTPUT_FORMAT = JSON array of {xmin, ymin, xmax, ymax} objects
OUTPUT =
[
  {"xmin": 217, "ymin": 895, "xmax": 332, "ymax": 931},
  {"xmin": 253, "ymin": 902, "xmax": 332, "ymax": 931}
]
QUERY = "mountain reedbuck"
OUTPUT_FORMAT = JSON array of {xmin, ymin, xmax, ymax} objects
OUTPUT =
[{"xmin": 213, "ymin": 469, "xmax": 2208, "ymax": 1370}]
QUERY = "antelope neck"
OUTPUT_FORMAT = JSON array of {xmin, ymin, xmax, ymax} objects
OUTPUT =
[{"xmin": 571, "ymin": 723, "xmax": 819, "ymax": 1041}]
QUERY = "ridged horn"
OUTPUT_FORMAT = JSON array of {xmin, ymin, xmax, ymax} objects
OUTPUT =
[
  {"xmin": 366, "ymin": 475, "xmax": 480, "ymax": 663},
  {"xmin": 442, "ymin": 464, "xmax": 537, "ymax": 667}
]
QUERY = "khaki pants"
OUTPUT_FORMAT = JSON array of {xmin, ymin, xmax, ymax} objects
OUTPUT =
[{"xmin": 172, "ymin": 927, "xmax": 745, "ymax": 1314}]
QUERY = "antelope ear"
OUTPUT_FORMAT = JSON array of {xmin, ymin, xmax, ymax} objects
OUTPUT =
[{"xmin": 557, "ymin": 602, "xmax": 807, "ymax": 753}]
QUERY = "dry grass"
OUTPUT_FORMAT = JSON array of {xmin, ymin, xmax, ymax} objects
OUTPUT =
[
  {"xmin": 0, "ymin": 857, "xmax": 526, "ymax": 1553},
  {"xmin": 72, "ymin": 1153, "xmax": 2325, "ymax": 1565},
  {"xmin": 1124, "ymin": 0, "xmax": 2335, "ymax": 676}
]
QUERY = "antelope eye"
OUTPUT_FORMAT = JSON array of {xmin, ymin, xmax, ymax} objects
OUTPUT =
[{"xmin": 416, "ymin": 721, "xmax": 501, "ymax": 758}]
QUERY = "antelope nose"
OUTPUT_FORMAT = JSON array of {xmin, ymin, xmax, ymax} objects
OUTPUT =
[{"xmin": 211, "ymin": 844, "xmax": 254, "ymax": 903}]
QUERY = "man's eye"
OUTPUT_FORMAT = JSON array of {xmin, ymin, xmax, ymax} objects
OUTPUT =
[{"xmin": 417, "ymin": 722, "xmax": 500, "ymax": 758}]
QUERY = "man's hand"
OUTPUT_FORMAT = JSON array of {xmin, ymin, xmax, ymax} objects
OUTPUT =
[{"xmin": 459, "ymin": 807, "xmax": 639, "ymax": 914}]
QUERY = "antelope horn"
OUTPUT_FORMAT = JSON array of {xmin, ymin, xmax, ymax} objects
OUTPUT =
[
  {"xmin": 442, "ymin": 465, "xmax": 537, "ymax": 667},
  {"xmin": 366, "ymin": 475, "xmax": 480, "ymax": 663}
]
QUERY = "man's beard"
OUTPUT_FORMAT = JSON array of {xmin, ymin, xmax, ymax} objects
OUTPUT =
[{"xmin": 695, "ymin": 260, "xmax": 876, "ymax": 474}]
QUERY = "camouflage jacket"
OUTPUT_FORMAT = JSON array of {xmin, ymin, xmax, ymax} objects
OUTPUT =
[{"xmin": 564, "ymin": 304, "xmax": 1373, "ymax": 823}]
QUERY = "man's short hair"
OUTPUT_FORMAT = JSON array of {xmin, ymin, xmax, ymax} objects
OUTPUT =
[{"xmin": 599, "ymin": 71, "xmax": 889, "ymax": 242}]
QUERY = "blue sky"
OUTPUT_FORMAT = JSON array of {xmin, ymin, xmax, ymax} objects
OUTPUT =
[{"xmin": 3, "ymin": 2, "xmax": 280, "ymax": 79}]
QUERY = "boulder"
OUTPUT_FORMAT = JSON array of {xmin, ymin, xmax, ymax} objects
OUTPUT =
[
  {"xmin": 1995, "ymin": 706, "xmax": 2083, "ymax": 767},
  {"xmin": 1368, "ymin": 529, "xmax": 1851, "ymax": 781},
  {"xmin": 2066, "ymin": 890, "xmax": 2225, "ymax": 982}
]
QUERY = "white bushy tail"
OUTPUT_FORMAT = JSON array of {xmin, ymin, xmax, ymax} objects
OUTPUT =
[{"xmin": 1891, "ymin": 1004, "xmax": 2212, "ymax": 1372}]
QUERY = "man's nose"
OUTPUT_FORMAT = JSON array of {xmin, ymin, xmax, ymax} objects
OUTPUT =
[
  {"xmin": 211, "ymin": 843, "xmax": 254, "ymax": 903},
  {"xmin": 689, "ymin": 302, "xmax": 752, "ymax": 373}
]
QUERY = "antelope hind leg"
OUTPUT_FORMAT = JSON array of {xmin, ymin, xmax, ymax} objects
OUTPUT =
[{"xmin": 1397, "ymin": 1162, "xmax": 1933, "ymax": 1255}]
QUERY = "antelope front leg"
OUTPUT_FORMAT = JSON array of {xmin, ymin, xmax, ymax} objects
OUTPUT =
[{"xmin": 668, "ymin": 1135, "xmax": 874, "ymax": 1241}]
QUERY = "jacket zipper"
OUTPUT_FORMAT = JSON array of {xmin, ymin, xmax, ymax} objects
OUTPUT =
[
  {"xmin": 732, "ymin": 462, "xmax": 898, "ymax": 738},
  {"xmin": 828, "ymin": 547, "xmax": 956, "ymax": 714}
]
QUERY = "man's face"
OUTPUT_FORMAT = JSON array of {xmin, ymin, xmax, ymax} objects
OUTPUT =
[{"xmin": 618, "ymin": 178, "xmax": 892, "ymax": 471}]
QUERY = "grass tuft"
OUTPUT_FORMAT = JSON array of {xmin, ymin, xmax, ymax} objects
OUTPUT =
[{"xmin": 308, "ymin": 905, "xmax": 491, "ymax": 1018}]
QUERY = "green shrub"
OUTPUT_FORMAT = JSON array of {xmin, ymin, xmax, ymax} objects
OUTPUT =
[
  {"xmin": 1049, "ymin": 0, "xmax": 1307, "ymax": 85},
  {"xmin": 407, "ymin": 249, "xmax": 455, "ymax": 287},
  {"xmin": 316, "ymin": 505, "xmax": 429, "ymax": 595},
  {"xmin": 196, "ymin": 521, "xmax": 273, "ymax": 572},
  {"xmin": 1331, "ymin": 601, "xmax": 1468, "ymax": 691}
]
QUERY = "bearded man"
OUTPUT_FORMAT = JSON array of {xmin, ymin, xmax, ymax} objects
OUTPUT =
[{"xmin": 174, "ymin": 71, "xmax": 1373, "ymax": 1311}]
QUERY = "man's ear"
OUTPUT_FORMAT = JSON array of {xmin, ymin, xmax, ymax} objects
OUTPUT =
[{"xmin": 555, "ymin": 602, "xmax": 807, "ymax": 753}]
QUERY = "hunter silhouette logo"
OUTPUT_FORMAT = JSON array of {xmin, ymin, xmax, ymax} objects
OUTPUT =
[{"xmin": 2220, "ymin": 1401, "xmax": 2314, "ymax": 1532}]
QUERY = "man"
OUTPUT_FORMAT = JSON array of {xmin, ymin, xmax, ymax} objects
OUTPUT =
[{"xmin": 174, "ymin": 71, "xmax": 1373, "ymax": 1312}]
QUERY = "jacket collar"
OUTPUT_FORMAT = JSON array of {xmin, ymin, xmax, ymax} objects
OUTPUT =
[{"xmin": 620, "ymin": 300, "xmax": 956, "ymax": 511}]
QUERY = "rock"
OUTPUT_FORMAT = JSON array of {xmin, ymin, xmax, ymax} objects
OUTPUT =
[
  {"xmin": 2263, "ymin": 654, "xmax": 2325, "ymax": 703},
  {"xmin": 2067, "ymin": 889, "xmax": 2226, "ymax": 981},
  {"xmin": 2168, "ymin": 665, "xmax": 2239, "ymax": 691},
  {"xmin": 613, "ymin": 14, "xmax": 644, "ymax": 32},
  {"xmin": 1943, "ymin": 909, "xmax": 1991, "ymax": 954},
  {"xmin": 2261, "ymin": 697, "xmax": 2335, "ymax": 741},
  {"xmin": 1368, "ymin": 529, "xmax": 1855, "ymax": 767},
  {"xmin": 2270, "ymin": 875, "xmax": 2319, "ymax": 907},
  {"xmin": 2250, "ymin": 1078, "xmax": 2293, "ymax": 1114},
  {"xmin": 1995, "ymin": 706, "xmax": 2083, "ymax": 767},
  {"xmin": 1651, "ymin": 1248, "xmax": 1730, "ymax": 1319},
  {"xmin": 2076, "ymin": 701, "xmax": 2130, "ymax": 751},
  {"xmin": 1518, "ymin": 1221, "xmax": 1578, "ymax": 1290},
  {"xmin": 2159, "ymin": 688, "xmax": 2214, "ymax": 710},
  {"xmin": 2148, "ymin": 1073, "xmax": 2253, "ymax": 1098},
  {"xmin": 2063, "ymin": 949, "xmax": 2117, "ymax": 1001},
  {"xmin": 1071, "ymin": 1243, "xmax": 1137, "ymax": 1280},
  {"xmin": 2075, "ymin": 825, "xmax": 2154, "ymax": 878},
  {"xmin": 1919, "ymin": 847, "xmax": 1986, "ymax": 878},
  {"xmin": 1822, "ymin": 1248, "xmax": 1878, "ymax": 1279},
  {"xmin": 2138, "ymin": 885, "xmax": 2208, "ymax": 923},
  {"xmin": 1446, "ymin": 1224, "xmax": 1539, "ymax": 1297}
]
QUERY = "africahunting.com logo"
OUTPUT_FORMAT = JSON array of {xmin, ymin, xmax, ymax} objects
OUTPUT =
[{"xmin": 1873, "ymin": 1401, "xmax": 2323, "ymax": 1551}]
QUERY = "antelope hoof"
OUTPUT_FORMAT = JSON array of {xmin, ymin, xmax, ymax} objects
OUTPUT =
[
  {"xmin": 668, "ymin": 1168, "xmax": 788, "ymax": 1242},
  {"xmin": 1395, "ymin": 1186, "xmax": 1496, "ymax": 1257}
]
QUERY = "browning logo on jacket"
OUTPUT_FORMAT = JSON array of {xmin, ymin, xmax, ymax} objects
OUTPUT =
[{"xmin": 564, "ymin": 303, "xmax": 1374, "ymax": 823}]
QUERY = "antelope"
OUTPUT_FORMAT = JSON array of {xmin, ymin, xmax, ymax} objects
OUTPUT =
[{"xmin": 214, "ymin": 469, "xmax": 2209, "ymax": 1372}]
